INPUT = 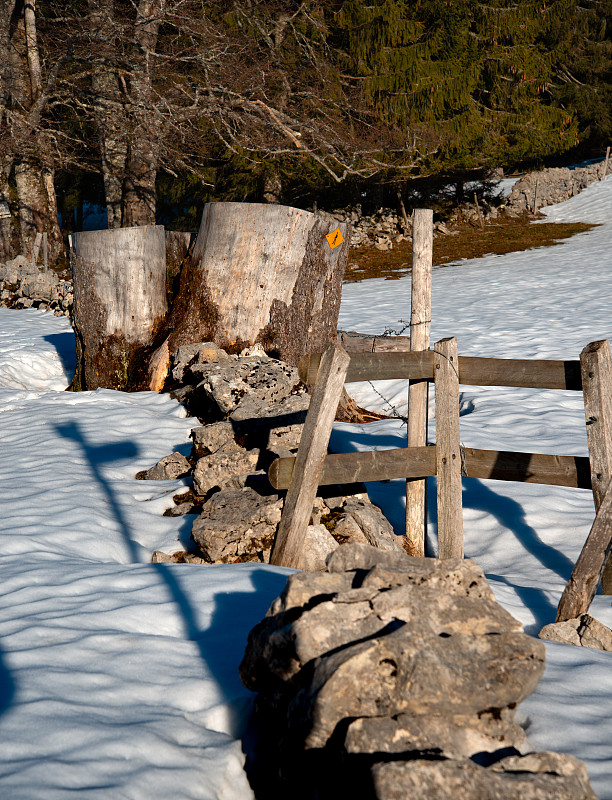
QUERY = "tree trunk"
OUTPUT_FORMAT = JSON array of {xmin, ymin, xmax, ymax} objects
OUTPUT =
[
  {"xmin": 146, "ymin": 202, "xmax": 350, "ymax": 388},
  {"xmin": 4, "ymin": 1, "xmax": 64, "ymax": 264},
  {"xmin": 121, "ymin": 0, "xmax": 165, "ymax": 227},
  {"xmin": 14, "ymin": 161, "xmax": 63, "ymax": 264},
  {"xmin": 71, "ymin": 225, "xmax": 168, "ymax": 390},
  {"xmin": 0, "ymin": 164, "xmax": 15, "ymax": 262}
]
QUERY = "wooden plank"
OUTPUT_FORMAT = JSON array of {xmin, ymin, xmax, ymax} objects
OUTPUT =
[
  {"xmin": 269, "ymin": 447, "xmax": 590, "ymax": 491},
  {"xmin": 299, "ymin": 351, "xmax": 580, "ymax": 390},
  {"xmin": 337, "ymin": 329, "xmax": 411, "ymax": 353},
  {"xmin": 298, "ymin": 350, "xmax": 435, "ymax": 386},
  {"xmin": 461, "ymin": 448, "xmax": 591, "ymax": 489},
  {"xmin": 556, "ymin": 481, "xmax": 612, "ymax": 621},
  {"xmin": 405, "ymin": 209, "xmax": 433, "ymax": 557},
  {"xmin": 434, "ymin": 338, "xmax": 463, "ymax": 558},
  {"xmin": 269, "ymin": 343, "xmax": 350, "ymax": 569},
  {"xmin": 457, "ymin": 356, "xmax": 582, "ymax": 390},
  {"xmin": 269, "ymin": 446, "xmax": 436, "ymax": 490},
  {"xmin": 580, "ymin": 339, "xmax": 612, "ymax": 593}
]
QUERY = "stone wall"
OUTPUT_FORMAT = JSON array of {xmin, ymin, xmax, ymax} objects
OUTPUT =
[
  {"xmin": 239, "ymin": 543, "xmax": 599, "ymax": 800},
  {"xmin": 0, "ymin": 256, "xmax": 72, "ymax": 315},
  {"xmin": 506, "ymin": 162, "xmax": 606, "ymax": 214}
]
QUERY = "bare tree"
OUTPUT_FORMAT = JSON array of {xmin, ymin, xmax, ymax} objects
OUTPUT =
[{"xmin": 0, "ymin": 0, "xmax": 65, "ymax": 263}]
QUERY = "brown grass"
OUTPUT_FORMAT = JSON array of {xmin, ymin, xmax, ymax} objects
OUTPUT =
[{"xmin": 344, "ymin": 216, "xmax": 596, "ymax": 283}]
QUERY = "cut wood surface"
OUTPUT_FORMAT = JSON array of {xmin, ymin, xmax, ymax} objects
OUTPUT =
[
  {"xmin": 406, "ymin": 208, "xmax": 433, "ymax": 557},
  {"xmin": 72, "ymin": 225, "xmax": 167, "ymax": 390},
  {"xmin": 434, "ymin": 338, "xmax": 463, "ymax": 558},
  {"xmin": 269, "ymin": 447, "xmax": 590, "ymax": 491},
  {"xmin": 580, "ymin": 339, "xmax": 612, "ymax": 593},
  {"xmin": 299, "ymin": 351, "xmax": 582, "ymax": 391},
  {"xmin": 556, "ymin": 481, "xmax": 612, "ymax": 621},
  {"xmin": 269, "ymin": 343, "xmax": 350, "ymax": 569}
]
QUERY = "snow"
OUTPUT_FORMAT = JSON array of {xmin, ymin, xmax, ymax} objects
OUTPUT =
[{"xmin": 0, "ymin": 174, "xmax": 611, "ymax": 797}]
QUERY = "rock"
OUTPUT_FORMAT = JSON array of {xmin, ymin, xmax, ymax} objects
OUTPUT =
[
  {"xmin": 539, "ymin": 613, "xmax": 612, "ymax": 651},
  {"xmin": 295, "ymin": 622, "xmax": 543, "ymax": 749},
  {"xmin": 238, "ymin": 542, "xmax": 593, "ymax": 800},
  {"xmin": 241, "ymin": 545, "xmax": 529, "ymax": 698},
  {"xmin": 345, "ymin": 708, "xmax": 526, "ymax": 760},
  {"xmin": 171, "ymin": 341, "xmax": 231, "ymax": 383},
  {"xmin": 538, "ymin": 618, "xmax": 582, "ymax": 646},
  {"xmin": 20, "ymin": 271, "xmax": 59, "ymax": 302},
  {"xmin": 579, "ymin": 614, "xmax": 612, "ymax": 650},
  {"xmin": 231, "ymin": 393, "xmax": 310, "ymax": 453},
  {"xmin": 240, "ymin": 544, "xmax": 595, "ymax": 800},
  {"xmin": 296, "ymin": 524, "xmax": 339, "ymax": 572},
  {"xmin": 163, "ymin": 502, "xmax": 198, "ymax": 517},
  {"xmin": 191, "ymin": 486, "xmax": 283, "ymax": 563},
  {"xmin": 371, "ymin": 752, "xmax": 597, "ymax": 800},
  {"xmin": 151, "ymin": 549, "xmax": 207, "ymax": 564},
  {"xmin": 192, "ymin": 448, "xmax": 261, "ymax": 496},
  {"xmin": 190, "ymin": 355, "xmax": 303, "ymax": 421},
  {"xmin": 331, "ymin": 498, "xmax": 402, "ymax": 551},
  {"xmin": 135, "ymin": 452, "xmax": 191, "ymax": 480},
  {"xmin": 191, "ymin": 421, "xmax": 241, "ymax": 458}
]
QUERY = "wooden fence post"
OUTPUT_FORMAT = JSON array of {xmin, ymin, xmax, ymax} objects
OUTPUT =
[
  {"xmin": 270, "ymin": 343, "xmax": 350, "ymax": 568},
  {"xmin": 405, "ymin": 209, "xmax": 433, "ymax": 556},
  {"xmin": 434, "ymin": 337, "xmax": 463, "ymax": 558},
  {"xmin": 580, "ymin": 339, "xmax": 612, "ymax": 593},
  {"xmin": 601, "ymin": 146, "xmax": 610, "ymax": 180},
  {"xmin": 556, "ymin": 482, "xmax": 612, "ymax": 621}
]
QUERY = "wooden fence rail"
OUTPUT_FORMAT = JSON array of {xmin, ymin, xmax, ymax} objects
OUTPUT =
[
  {"xmin": 299, "ymin": 351, "xmax": 583, "ymax": 391},
  {"xmin": 271, "ymin": 338, "xmax": 612, "ymax": 622}
]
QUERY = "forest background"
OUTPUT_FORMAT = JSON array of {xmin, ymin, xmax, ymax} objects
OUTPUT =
[{"xmin": 1, "ymin": 0, "xmax": 611, "ymax": 267}]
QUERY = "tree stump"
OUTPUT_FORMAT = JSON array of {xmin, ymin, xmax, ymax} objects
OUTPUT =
[
  {"xmin": 71, "ymin": 225, "xmax": 167, "ymax": 390},
  {"xmin": 146, "ymin": 202, "xmax": 350, "ymax": 388}
]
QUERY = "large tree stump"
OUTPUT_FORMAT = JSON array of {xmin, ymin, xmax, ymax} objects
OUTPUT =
[
  {"xmin": 71, "ymin": 225, "xmax": 168, "ymax": 390},
  {"xmin": 146, "ymin": 202, "xmax": 350, "ymax": 388}
]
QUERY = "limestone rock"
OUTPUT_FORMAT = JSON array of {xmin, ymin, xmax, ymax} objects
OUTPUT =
[
  {"xmin": 371, "ymin": 753, "xmax": 597, "ymax": 800},
  {"xmin": 172, "ymin": 341, "xmax": 231, "ymax": 383},
  {"xmin": 296, "ymin": 525, "xmax": 339, "ymax": 572},
  {"xmin": 539, "ymin": 614, "xmax": 612, "ymax": 651},
  {"xmin": 332, "ymin": 498, "xmax": 402, "ymax": 551},
  {"xmin": 135, "ymin": 452, "xmax": 191, "ymax": 480},
  {"xmin": 191, "ymin": 421, "xmax": 241, "ymax": 458},
  {"xmin": 192, "ymin": 448, "xmax": 260, "ymax": 496},
  {"xmin": 192, "ymin": 356, "xmax": 303, "ymax": 421},
  {"xmin": 345, "ymin": 709, "xmax": 526, "ymax": 760},
  {"xmin": 191, "ymin": 486, "xmax": 282, "ymax": 563},
  {"xmin": 239, "ymin": 542, "xmax": 597, "ymax": 800},
  {"xmin": 295, "ymin": 623, "xmax": 544, "ymax": 749}
]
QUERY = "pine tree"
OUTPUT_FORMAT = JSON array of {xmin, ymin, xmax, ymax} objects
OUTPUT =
[{"xmin": 335, "ymin": 0, "xmax": 582, "ymax": 177}]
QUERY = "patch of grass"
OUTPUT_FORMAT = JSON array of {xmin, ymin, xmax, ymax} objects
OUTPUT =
[{"xmin": 344, "ymin": 217, "xmax": 597, "ymax": 283}]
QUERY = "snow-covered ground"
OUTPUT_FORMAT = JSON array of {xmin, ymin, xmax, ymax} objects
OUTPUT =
[{"xmin": 0, "ymin": 176, "xmax": 611, "ymax": 798}]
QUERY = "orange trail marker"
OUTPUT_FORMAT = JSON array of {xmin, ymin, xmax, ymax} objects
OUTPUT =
[{"xmin": 326, "ymin": 227, "xmax": 344, "ymax": 250}]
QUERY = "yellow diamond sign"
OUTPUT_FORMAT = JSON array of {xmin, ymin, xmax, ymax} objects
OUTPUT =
[{"xmin": 326, "ymin": 227, "xmax": 344, "ymax": 250}]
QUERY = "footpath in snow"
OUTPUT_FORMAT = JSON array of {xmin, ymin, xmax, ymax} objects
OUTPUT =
[{"xmin": 0, "ymin": 175, "xmax": 610, "ymax": 798}]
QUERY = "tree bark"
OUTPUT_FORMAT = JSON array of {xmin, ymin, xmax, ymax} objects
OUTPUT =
[
  {"xmin": 146, "ymin": 202, "xmax": 350, "ymax": 388},
  {"xmin": 3, "ymin": 0, "xmax": 63, "ymax": 264},
  {"xmin": 71, "ymin": 225, "xmax": 168, "ymax": 390},
  {"xmin": 121, "ymin": 0, "xmax": 165, "ymax": 227}
]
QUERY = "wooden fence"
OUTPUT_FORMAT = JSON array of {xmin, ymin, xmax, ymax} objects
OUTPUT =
[{"xmin": 268, "ymin": 338, "xmax": 612, "ymax": 623}]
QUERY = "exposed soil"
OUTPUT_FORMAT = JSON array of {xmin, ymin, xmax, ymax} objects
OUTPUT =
[{"xmin": 344, "ymin": 216, "xmax": 596, "ymax": 283}]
